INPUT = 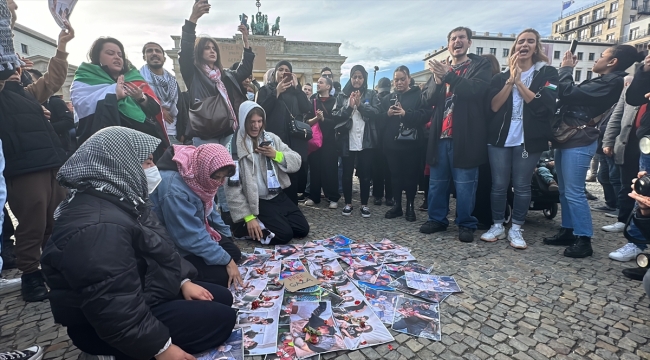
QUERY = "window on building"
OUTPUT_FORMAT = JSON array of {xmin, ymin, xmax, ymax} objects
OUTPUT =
[
  {"xmin": 608, "ymin": 18, "xmax": 617, "ymax": 28},
  {"xmin": 606, "ymin": 33, "xmax": 616, "ymax": 41},
  {"xmin": 592, "ymin": 23, "xmax": 603, "ymax": 36},
  {"xmin": 503, "ymin": 48, "xmax": 509, "ymax": 57},
  {"xmin": 577, "ymin": 52, "xmax": 584, "ymax": 60},
  {"xmin": 578, "ymin": 28, "xmax": 589, "ymax": 40},
  {"xmin": 587, "ymin": 71, "xmax": 593, "ymax": 80},
  {"xmin": 476, "ymin": 47, "xmax": 483, "ymax": 55},
  {"xmin": 568, "ymin": 32, "xmax": 577, "ymax": 40},
  {"xmin": 579, "ymin": 14, "xmax": 590, "ymax": 26},
  {"xmin": 611, "ymin": 1, "xmax": 619, "ymax": 12},
  {"xmin": 568, "ymin": 19, "xmax": 577, "ymax": 29},
  {"xmin": 555, "ymin": 24, "xmax": 562, "ymax": 33},
  {"xmin": 20, "ymin": 44, "xmax": 28, "ymax": 55},
  {"xmin": 554, "ymin": 50, "xmax": 561, "ymax": 59},
  {"xmin": 588, "ymin": 52, "xmax": 595, "ymax": 60},
  {"xmin": 630, "ymin": 27, "xmax": 640, "ymax": 40},
  {"xmin": 632, "ymin": 0, "xmax": 638, "ymax": 10},
  {"xmin": 489, "ymin": 48, "xmax": 497, "ymax": 55},
  {"xmin": 593, "ymin": 7, "xmax": 605, "ymax": 19},
  {"xmin": 575, "ymin": 70, "xmax": 582, "ymax": 82}
]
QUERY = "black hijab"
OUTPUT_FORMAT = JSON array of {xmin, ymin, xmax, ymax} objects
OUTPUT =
[{"xmin": 342, "ymin": 65, "xmax": 368, "ymax": 96}]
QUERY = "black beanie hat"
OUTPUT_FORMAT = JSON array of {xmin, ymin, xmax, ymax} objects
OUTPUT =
[
  {"xmin": 275, "ymin": 60, "xmax": 292, "ymax": 72},
  {"xmin": 376, "ymin": 77, "xmax": 391, "ymax": 92}
]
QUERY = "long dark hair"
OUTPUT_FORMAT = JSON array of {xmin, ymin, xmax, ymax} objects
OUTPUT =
[
  {"xmin": 88, "ymin": 37, "xmax": 131, "ymax": 75},
  {"xmin": 194, "ymin": 37, "xmax": 223, "ymax": 71}
]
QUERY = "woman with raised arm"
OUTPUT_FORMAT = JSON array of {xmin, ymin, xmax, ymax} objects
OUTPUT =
[{"xmin": 480, "ymin": 29, "xmax": 558, "ymax": 249}]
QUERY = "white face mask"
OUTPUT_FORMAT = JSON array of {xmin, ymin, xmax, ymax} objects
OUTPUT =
[
  {"xmin": 247, "ymin": 91, "xmax": 255, "ymax": 101},
  {"xmin": 144, "ymin": 166, "xmax": 162, "ymax": 194}
]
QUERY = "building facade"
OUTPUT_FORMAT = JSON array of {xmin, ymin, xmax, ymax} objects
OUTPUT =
[
  {"xmin": 12, "ymin": 23, "xmax": 76, "ymax": 101},
  {"xmin": 421, "ymin": 32, "xmax": 616, "ymax": 83},
  {"xmin": 167, "ymin": 34, "xmax": 347, "ymax": 91},
  {"xmin": 551, "ymin": 0, "xmax": 640, "ymax": 43}
]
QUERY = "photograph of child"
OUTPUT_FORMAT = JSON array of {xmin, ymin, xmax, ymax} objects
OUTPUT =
[
  {"xmin": 388, "ymin": 276, "xmax": 450, "ymax": 303},
  {"xmin": 194, "ymin": 328, "xmax": 244, "ymax": 360},
  {"xmin": 385, "ymin": 262, "xmax": 433, "ymax": 278},
  {"xmin": 247, "ymin": 260, "xmax": 281, "ymax": 281},
  {"xmin": 315, "ymin": 235, "xmax": 353, "ymax": 249},
  {"xmin": 238, "ymin": 311, "xmax": 275, "ymax": 326},
  {"xmin": 369, "ymin": 239, "xmax": 406, "ymax": 251},
  {"xmin": 304, "ymin": 245, "xmax": 339, "ymax": 262},
  {"xmin": 364, "ymin": 289, "xmax": 401, "ymax": 325},
  {"xmin": 349, "ymin": 242, "xmax": 376, "ymax": 256},
  {"xmin": 237, "ymin": 253, "xmax": 271, "ymax": 268},
  {"xmin": 279, "ymin": 259, "xmax": 306, "ymax": 280},
  {"xmin": 288, "ymin": 302, "xmax": 347, "ymax": 358},
  {"xmin": 275, "ymin": 244, "xmax": 303, "ymax": 260},
  {"xmin": 392, "ymin": 298, "xmax": 441, "ymax": 341},
  {"xmin": 241, "ymin": 324, "xmax": 279, "ymax": 356},
  {"xmin": 231, "ymin": 279, "xmax": 268, "ymax": 310},
  {"xmin": 404, "ymin": 273, "xmax": 461, "ymax": 293},
  {"xmin": 372, "ymin": 250, "xmax": 416, "ymax": 264},
  {"xmin": 345, "ymin": 265, "xmax": 380, "ymax": 284},
  {"xmin": 254, "ymin": 247, "xmax": 276, "ymax": 260}
]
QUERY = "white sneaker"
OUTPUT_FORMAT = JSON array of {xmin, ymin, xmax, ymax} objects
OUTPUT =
[
  {"xmin": 608, "ymin": 243, "xmax": 641, "ymax": 262},
  {"xmin": 329, "ymin": 201, "xmax": 338, "ymax": 209},
  {"xmin": 480, "ymin": 224, "xmax": 505, "ymax": 242},
  {"xmin": 602, "ymin": 222, "xmax": 625, "ymax": 232},
  {"xmin": 508, "ymin": 228, "xmax": 527, "ymax": 249},
  {"xmin": 304, "ymin": 199, "xmax": 315, "ymax": 206},
  {"xmin": 0, "ymin": 277, "xmax": 21, "ymax": 296}
]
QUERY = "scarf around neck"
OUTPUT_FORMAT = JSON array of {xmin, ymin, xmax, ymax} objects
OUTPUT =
[
  {"xmin": 203, "ymin": 65, "xmax": 238, "ymax": 131},
  {"xmin": 0, "ymin": 0, "xmax": 21, "ymax": 71},
  {"xmin": 172, "ymin": 144, "xmax": 234, "ymax": 242},
  {"xmin": 140, "ymin": 65, "xmax": 179, "ymax": 118},
  {"xmin": 55, "ymin": 126, "xmax": 161, "ymax": 219}
]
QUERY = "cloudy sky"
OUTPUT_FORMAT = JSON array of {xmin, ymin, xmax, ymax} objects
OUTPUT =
[{"xmin": 15, "ymin": 0, "xmax": 598, "ymax": 85}]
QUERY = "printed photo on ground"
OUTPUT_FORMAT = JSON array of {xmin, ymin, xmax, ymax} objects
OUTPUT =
[{"xmin": 392, "ymin": 297, "xmax": 441, "ymax": 341}]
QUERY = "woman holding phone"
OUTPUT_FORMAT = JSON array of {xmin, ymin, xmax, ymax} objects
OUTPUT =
[
  {"xmin": 225, "ymin": 101, "xmax": 310, "ymax": 245},
  {"xmin": 544, "ymin": 44, "xmax": 643, "ymax": 258},
  {"xmin": 179, "ymin": 0, "xmax": 255, "ymax": 219},
  {"xmin": 256, "ymin": 61, "xmax": 311, "ymax": 204},
  {"xmin": 334, "ymin": 65, "xmax": 380, "ymax": 218},
  {"xmin": 380, "ymin": 66, "xmax": 431, "ymax": 222},
  {"xmin": 481, "ymin": 29, "xmax": 558, "ymax": 249},
  {"xmin": 303, "ymin": 76, "xmax": 342, "ymax": 209}
]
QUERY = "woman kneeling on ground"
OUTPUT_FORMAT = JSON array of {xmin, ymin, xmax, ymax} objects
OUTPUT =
[
  {"xmin": 225, "ymin": 101, "xmax": 310, "ymax": 245},
  {"xmin": 42, "ymin": 127, "xmax": 236, "ymax": 360},
  {"xmin": 151, "ymin": 143, "xmax": 244, "ymax": 288}
]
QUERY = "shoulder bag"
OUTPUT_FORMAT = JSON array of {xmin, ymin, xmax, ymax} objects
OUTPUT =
[
  {"xmin": 188, "ymin": 90, "xmax": 234, "ymax": 140},
  {"xmin": 281, "ymin": 100, "xmax": 313, "ymax": 140}
]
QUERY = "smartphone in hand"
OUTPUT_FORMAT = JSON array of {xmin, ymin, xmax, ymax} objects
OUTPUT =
[
  {"xmin": 569, "ymin": 40, "xmax": 578, "ymax": 54},
  {"xmin": 259, "ymin": 141, "xmax": 272, "ymax": 147},
  {"xmin": 283, "ymin": 72, "xmax": 293, "ymax": 83}
]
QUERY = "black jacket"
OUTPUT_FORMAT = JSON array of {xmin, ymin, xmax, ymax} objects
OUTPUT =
[
  {"xmin": 42, "ymin": 190, "xmax": 197, "ymax": 360},
  {"xmin": 44, "ymin": 95, "xmax": 75, "ymax": 154},
  {"xmin": 422, "ymin": 54, "xmax": 492, "ymax": 168},
  {"xmin": 175, "ymin": 90, "xmax": 190, "ymax": 143},
  {"xmin": 304, "ymin": 94, "xmax": 341, "ymax": 144},
  {"xmin": 555, "ymin": 66, "xmax": 626, "ymax": 149},
  {"xmin": 0, "ymin": 81, "xmax": 67, "ymax": 178},
  {"xmin": 257, "ymin": 83, "xmax": 311, "ymax": 160},
  {"xmin": 626, "ymin": 64, "xmax": 650, "ymax": 138},
  {"xmin": 487, "ymin": 64, "xmax": 559, "ymax": 154},
  {"xmin": 333, "ymin": 89, "xmax": 381, "ymax": 156},
  {"xmin": 379, "ymin": 86, "xmax": 431, "ymax": 152},
  {"xmin": 179, "ymin": 20, "xmax": 254, "ymax": 139}
]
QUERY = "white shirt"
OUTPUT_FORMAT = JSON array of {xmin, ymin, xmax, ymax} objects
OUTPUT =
[
  {"xmin": 504, "ymin": 66, "xmax": 535, "ymax": 147},
  {"xmin": 349, "ymin": 107, "xmax": 365, "ymax": 151}
]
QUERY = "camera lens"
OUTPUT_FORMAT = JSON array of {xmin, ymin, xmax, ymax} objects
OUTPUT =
[
  {"xmin": 640, "ymin": 136, "xmax": 650, "ymax": 155},
  {"xmin": 637, "ymin": 253, "xmax": 649, "ymax": 268},
  {"xmin": 634, "ymin": 176, "xmax": 650, "ymax": 197}
]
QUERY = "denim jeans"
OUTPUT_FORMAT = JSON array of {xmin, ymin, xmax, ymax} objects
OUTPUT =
[
  {"xmin": 598, "ymin": 154, "xmax": 621, "ymax": 209},
  {"xmin": 556, "ymin": 141, "xmax": 597, "ymax": 237},
  {"xmin": 625, "ymin": 153, "xmax": 650, "ymax": 250},
  {"xmin": 487, "ymin": 145, "xmax": 540, "ymax": 225},
  {"xmin": 0, "ymin": 140, "xmax": 5, "ymax": 272},
  {"xmin": 427, "ymin": 139, "xmax": 479, "ymax": 229},
  {"xmin": 538, "ymin": 167, "xmax": 555, "ymax": 184},
  {"xmin": 193, "ymin": 135, "xmax": 233, "ymax": 213}
]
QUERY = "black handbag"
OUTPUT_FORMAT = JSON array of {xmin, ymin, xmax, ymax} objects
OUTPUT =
[
  {"xmin": 281, "ymin": 100, "xmax": 313, "ymax": 140},
  {"xmin": 395, "ymin": 123, "xmax": 417, "ymax": 141}
]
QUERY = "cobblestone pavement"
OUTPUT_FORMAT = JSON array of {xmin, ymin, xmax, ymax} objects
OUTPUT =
[{"xmin": 2, "ymin": 182, "xmax": 650, "ymax": 359}]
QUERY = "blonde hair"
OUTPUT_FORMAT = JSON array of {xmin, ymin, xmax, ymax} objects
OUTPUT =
[{"xmin": 510, "ymin": 29, "xmax": 549, "ymax": 64}]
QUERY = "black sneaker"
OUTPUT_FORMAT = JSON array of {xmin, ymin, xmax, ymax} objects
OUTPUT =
[
  {"xmin": 0, "ymin": 346, "xmax": 44, "ymax": 360},
  {"xmin": 543, "ymin": 227, "xmax": 576, "ymax": 246},
  {"xmin": 622, "ymin": 267, "xmax": 648, "ymax": 281},
  {"xmin": 419, "ymin": 220, "xmax": 447, "ymax": 234},
  {"xmin": 361, "ymin": 206, "xmax": 371, "ymax": 218},
  {"xmin": 385, "ymin": 206, "xmax": 403, "ymax": 219},
  {"xmin": 459, "ymin": 227, "xmax": 475, "ymax": 243},
  {"xmin": 385, "ymin": 198, "xmax": 395, "ymax": 207},
  {"xmin": 373, "ymin": 197, "xmax": 382, "ymax": 206},
  {"xmin": 591, "ymin": 205, "xmax": 616, "ymax": 212},
  {"xmin": 21, "ymin": 271, "xmax": 48, "ymax": 303},
  {"xmin": 342, "ymin": 205, "xmax": 353, "ymax": 216},
  {"xmin": 564, "ymin": 236, "xmax": 593, "ymax": 258}
]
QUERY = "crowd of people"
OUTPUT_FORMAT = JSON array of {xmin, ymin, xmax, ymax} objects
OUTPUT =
[{"xmin": 2, "ymin": 0, "xmax": 650, "ymax": 358}]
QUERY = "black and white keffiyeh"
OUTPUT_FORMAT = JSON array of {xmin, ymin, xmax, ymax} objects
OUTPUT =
[
  {"xmin": 55, "ymin": 126, "xmax": 161, "ymax": 219},
  {"xmin": 0, "ymin": 0, "xmax": 22, "ymax": 71},
  {"xmin": 140, "ymin": 65, "xmax": 179, "ymax": 119}
]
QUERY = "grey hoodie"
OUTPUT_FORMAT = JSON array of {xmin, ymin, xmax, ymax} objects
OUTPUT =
[{"xmin": 224, "ymin": 101, "xmax": 302, "ymax": 223}]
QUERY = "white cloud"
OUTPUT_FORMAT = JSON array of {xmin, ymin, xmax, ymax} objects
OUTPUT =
[{"xmin": 13, "ymin": 0, "xmax": 599, "ymax": 85}]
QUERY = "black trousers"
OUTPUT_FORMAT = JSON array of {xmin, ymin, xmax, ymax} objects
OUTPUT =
[
  {"xmin": 184, "ymin": 237, "xmax": 242, "ymax": 288},
  {"xmin": 285, "ymin": 162, "xmax": 308, "ymax": 205},
  {"xmin": 372, "ymin": 148, "xmax": 392, "ymax": 200},
  {"xmin": 308, "ymin": 141, "xmax": 340, "ymax": 204},
  {"xmin": 472, "ymin": 162, "xmax": 493, "ymax": 226},
  {"xmin": 385, "ymin": 148, "xmax": 420, "ymax": 207},
  {"xmin": 232, "ymin": 192, "xmax": 310, "ymax": 245},
  {"xmin": 67, "ymin": 282, "xmax": 237, "ymax": 360},
  {"xmin": 618, "ymin": 135, "xmax": 640, "ymax": 223},
  {"xmin": 342, "ymin": 149, "xmax": 373, "ymax": 205}
]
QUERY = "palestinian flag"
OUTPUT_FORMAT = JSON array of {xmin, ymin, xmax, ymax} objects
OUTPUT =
[
  {"xmin": 71, "ymin": 62, "xmax": 166, "ymax": 133},
  {"xmin": 544, "ymin": 81, "xmax": 557, "ymax": 91}
]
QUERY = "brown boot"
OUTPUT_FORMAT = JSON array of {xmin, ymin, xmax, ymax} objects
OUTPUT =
[{"xmin": 548, "ymin": 180, "xmax": 559, "ymax": 192}]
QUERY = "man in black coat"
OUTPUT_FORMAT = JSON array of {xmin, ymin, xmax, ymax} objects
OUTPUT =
[{"xmin": 419, "ymin": 26, "xmax": 492, "ymax": 243}]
